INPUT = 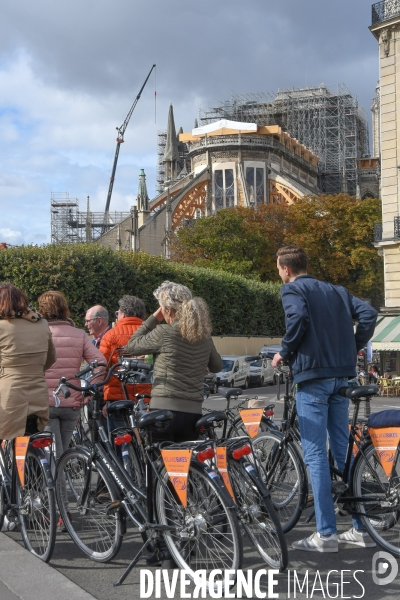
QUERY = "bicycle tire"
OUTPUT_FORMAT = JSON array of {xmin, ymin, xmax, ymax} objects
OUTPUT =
[
  {"xmin": 251, "ymin": 429, "xmax": 308, "ymax": 533},
  {"xmin": 56, "ymin": 447, "xmax": 123, "ymax": 562},
  {"xmin": 0, "ymin": 443, "xmax": 10, "ymax": 532},
  {"xmin": 17, "ymin": 448, "xmax": 56, "ymax": 562},
  {"xmin": 227, "ymin": 458, "xmax": 288, "ymax": 571},
  {"xmin": 155, "ymin": 461, "xmax": 242, "ymax": 590},
  {"xmin": 0, "ymin": 479, "xmax": 5, "ymax": 532},
  {"xmin": 351, "ymin": 440, "xmax": 400, "ymax": 556}
]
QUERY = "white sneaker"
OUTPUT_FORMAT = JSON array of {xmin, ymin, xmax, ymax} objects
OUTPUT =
[
  {"xmin": 292, "ymin": 532, "xmax": 338, "ymax": 553},
  {"xmin": 3, "ymin": 516, "xmax": 16, "ymax": 531},
  {"xmin": 338, "ymin": 527, "xmax": 376, "ymax": 548}
]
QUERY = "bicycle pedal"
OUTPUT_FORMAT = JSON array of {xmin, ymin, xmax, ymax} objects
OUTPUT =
[
  {"xmin": 106, "ymin": 501, "xmax": 121, "ymax": 515},
  {"xmin": 331, "ymin": 481, "xmax": 348, "ymax": 494}
]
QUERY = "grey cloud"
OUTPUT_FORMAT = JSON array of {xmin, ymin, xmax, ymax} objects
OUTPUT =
[{"xmin": 1, "ymin": 1, "xmax": 378, "ymax": 113}]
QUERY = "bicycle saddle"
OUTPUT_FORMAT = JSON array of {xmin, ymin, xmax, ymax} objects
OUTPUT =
[
  {"xmin": 217, "ymin": 387, "xmax": 243, "ymax": 399},
  {"xmin": 106, "ymin": 400, "xmax": 135, "ymax": 414},
  {"xmin": 338, "ymin": 385, "xmax": 378, "ymax": 399},
  {"xmin": 137, "ymin": 409, "xmax": 173, "ymax": 429},
  {"xmin": 195, "ymin": 411, "xmax": 228, "ymax": 431}
]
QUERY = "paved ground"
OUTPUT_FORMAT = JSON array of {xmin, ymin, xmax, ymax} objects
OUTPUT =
[{"xmin": 2, "ymin": 384, "xmax": 400, "ymax": 599}]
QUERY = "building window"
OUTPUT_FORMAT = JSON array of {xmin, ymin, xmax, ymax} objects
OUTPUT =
[
  {"xmin": 244, "ymin": 162, "xmax": 265, "ymax": 205},
  {"xmin": 214, "ymin": 168, "xmax": 235, "ymax": 210}
]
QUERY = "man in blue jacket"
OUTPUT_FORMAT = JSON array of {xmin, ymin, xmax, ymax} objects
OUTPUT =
[{"xmin": 272, "ymin": 246, "xmax": 378, "ymax": 552}]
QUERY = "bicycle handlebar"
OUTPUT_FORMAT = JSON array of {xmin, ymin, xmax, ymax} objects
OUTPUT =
[
  {"xmin": 59, "ymin": 383, "xmax": 71, "ymax": 399},
  {"xmin": 74, "ymin": 361, "xmax": 108, "ymax": 378},
  {"xmin": 56, "ymin": 359, "xmax": 150, "ymax": 397}
]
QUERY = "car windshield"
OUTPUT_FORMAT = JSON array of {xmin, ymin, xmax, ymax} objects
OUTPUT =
[
  {"xmin": 250, "ymin": 360, "xmax": 262, "ymax": 368},
  {"xmin": 222, "ymin": 360, "xmax": 234, "ymax": 372}
]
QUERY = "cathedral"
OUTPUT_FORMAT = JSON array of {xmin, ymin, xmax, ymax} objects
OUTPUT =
[{"xmin": 98, "ymin": 104, "xmax": 321, "ymax": 255}]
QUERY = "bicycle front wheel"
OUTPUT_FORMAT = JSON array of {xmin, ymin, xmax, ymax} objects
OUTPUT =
[
  {"xmin": 251, "ymin": 430, "xmax": 307, "ymax": 533},
  {"xmin": 17, "ymin": 448, "xmax": 56, "ymax": 562},
  {"xmin": 352, "ymin": 440, "xmax": 400, "ymax": 556},
  {"xmin": 227, "ymin": 458, "xmax": 288, "ymax": 571},
  {"xmin": 155, "ymin": 461, "xmax": 242, "ymax": 586},
  {"xmin": 56, "ymin": 447, "xmax": 123, "ymax": 562}
]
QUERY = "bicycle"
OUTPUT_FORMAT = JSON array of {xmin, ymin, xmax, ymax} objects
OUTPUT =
[
  {"xmin": 213, "ymin": 385, "xmax": 307, "ymax": 533},
  {"xmin": 321, "ymin": 383, "xmax": 400, "ymax": 556},
  {"xmin": 0, "ymin": 421, "xmax": 57, "ymax": 562},
  {"xmin": 195, "ymin": 409, "xmax": 288, "ymax": 571},
  {"xmin": 54, "ymin": 361, "xmax": 243, "ymax": 589}
]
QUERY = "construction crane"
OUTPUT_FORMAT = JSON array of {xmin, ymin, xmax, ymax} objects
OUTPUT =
[{"xmin": 103, "ymin": 64, "xmax": 156, "ymax": 231}]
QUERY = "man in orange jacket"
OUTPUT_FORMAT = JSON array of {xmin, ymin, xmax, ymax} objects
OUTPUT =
[{"xmin": 100, "ymin": 295, "xmax": 152, "ymax": 401}]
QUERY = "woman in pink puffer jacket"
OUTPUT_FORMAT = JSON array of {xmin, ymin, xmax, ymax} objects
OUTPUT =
[{"xmin": 38, "ymin": 291, "xmax": 104, "ymax": 526}]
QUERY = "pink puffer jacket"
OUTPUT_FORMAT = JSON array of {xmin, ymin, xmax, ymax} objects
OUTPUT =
[{"xmin": 44, "ymin": 321, "xmax": 105, "ymax": 408}]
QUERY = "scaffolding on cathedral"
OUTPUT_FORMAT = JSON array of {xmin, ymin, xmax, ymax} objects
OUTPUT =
[
  {"xmin": 156, "ymin": 130, "xmax": 167, "ymax": 194},
  {"xmin": 156, "ymin": 128, "xmax": 191, "ymax": 194},
  {"xmin": 199, "ymin": 84, "xmax": 370, "ymax": 195},
  {"xmin": 50, "ymin": 192, "xmax": 130, "ymax": 244}
]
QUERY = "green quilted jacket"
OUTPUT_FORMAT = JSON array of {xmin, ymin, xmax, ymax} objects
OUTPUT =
[{"xmin": 125, "ymin": 315, "xmax": 222, "ymax": 413}]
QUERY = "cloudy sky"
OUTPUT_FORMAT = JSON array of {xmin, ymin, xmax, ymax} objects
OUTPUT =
[{"xmin": 0, "ymin": 0, "xmax": 379, "ymax": 245}]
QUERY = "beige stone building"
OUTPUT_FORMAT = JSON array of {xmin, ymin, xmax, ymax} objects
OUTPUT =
[
  {"xmin": 370, "ymin": 1, "xmax": 400, "ymax": 371},
  {"xmin": 370, "ymin": 2, "xmax": 400, "ymax": 311}
]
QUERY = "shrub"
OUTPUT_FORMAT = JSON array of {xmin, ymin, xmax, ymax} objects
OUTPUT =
[{"xmin": 0, "ymin": 245, "xmax": 285, "ymax": 335}]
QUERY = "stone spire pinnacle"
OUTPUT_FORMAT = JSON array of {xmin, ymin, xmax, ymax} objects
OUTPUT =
[
  {"xmin": 163, "ymin": 104, "xmax": 179, "ymax": 163},
  {"xmin": 137, "ymin": 169, "xmax": 150, "ymax": 212}
]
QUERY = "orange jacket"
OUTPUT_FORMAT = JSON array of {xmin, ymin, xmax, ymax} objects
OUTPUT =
[{"xmin": 100, "ymin": 317, "xmax": 152, "ymax": 400}]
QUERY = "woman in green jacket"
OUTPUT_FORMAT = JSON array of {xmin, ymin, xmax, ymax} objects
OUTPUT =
[{"xmin": 125, "ymin": 280, "xmax": 222, "ymax": 442}]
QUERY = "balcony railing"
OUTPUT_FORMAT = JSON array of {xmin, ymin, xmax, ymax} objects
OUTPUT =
[
  {"xmin": 374, "ymin": 217, "xmax": 400, "ymax": 241},
  {"xmin": 188, "ymin": 135, "xmax": 317, "ymax": 173},
  {"xmin": 374, "ymin": 222, "xmax": 383, "ymax": 242},
  {"xmin": 395, "ymin": 216, "xmax": 400, "ymax": 238},
  {"xmin": 372, "ymin": 0, "xmax": 400, "ymax": 25}
]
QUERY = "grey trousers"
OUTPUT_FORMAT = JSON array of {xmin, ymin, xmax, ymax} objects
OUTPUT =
[{"xmin": 45, "ymin": 407, "xmax": 79, "ymax": 509}]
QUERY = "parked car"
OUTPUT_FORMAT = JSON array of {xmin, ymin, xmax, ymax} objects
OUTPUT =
[
  {"xmin": 204, "ymin": 371, "xmax": 218, "ymax": 394},
  {"xmin": 216, "ymin": 356, "xmax": 251, "ymax": 389},
  {"xmin": 260, "ymin": 344, "xmax": 284, "ymax": 384},
  {"xmin": 248, "ymin": 356, "xmax": 275, "ymax": 387}
]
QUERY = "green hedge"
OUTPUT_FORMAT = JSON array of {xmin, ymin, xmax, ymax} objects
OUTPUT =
[{"xmin": 0, "ymin": 245, "xmax": 285, "ymax": 336}]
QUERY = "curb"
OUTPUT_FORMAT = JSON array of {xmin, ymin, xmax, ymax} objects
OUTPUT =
[{"xmin": 0, "ymin": 532, "xmax": 97, "ymax": 600}]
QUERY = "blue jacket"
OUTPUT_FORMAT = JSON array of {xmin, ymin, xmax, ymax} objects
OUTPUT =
[{"xmin": 279, "ymin": 275, "xmax": 378, "ymax": 385}]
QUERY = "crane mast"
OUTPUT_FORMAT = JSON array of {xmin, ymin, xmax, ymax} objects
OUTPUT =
[{"xmin": 103, "ymin": 64, "xmax": 156, "ymax": 230}]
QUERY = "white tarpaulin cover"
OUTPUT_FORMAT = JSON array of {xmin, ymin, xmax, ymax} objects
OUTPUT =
[{"xmin": 192, "ymin": 119, "xmax": 258, "ymax": 137}]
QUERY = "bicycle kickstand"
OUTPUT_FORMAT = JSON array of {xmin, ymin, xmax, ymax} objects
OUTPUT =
[{"xmin": 113, "ymin": 537, "xmax": 154, "ymax": 587}]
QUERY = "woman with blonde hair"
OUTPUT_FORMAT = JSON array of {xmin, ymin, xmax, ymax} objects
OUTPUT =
[{"xmin": 125, "ymin": 280, "xmax": 222, "ymax": 442}]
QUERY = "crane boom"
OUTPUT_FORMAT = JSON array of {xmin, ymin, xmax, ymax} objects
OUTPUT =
[{"xmin": 103, "ymin": 64, "xmax": 156, "ymax": 225}]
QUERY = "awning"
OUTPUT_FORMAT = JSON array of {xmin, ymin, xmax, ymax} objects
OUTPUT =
[{"xmin": 371, "ymin": 316, "xmax": 400, "ymax": 351}]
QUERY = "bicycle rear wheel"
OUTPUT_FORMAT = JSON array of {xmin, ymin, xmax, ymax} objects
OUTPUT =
[
  {"xmin": 155, "ymin": 461, "xmax": 242, "ymax": 589},
  {"xmin": 0, "ymin": 478, "xmax": 5, "ymax": 531},
  {"xmin": 352, "ymin": 440, "xmax": 400, "ymax": 556},
  {"xmin": 227, "ymin": 458, "xmax": 288, "ymax": 570},
  {"xmin": 251, "ymin": 430, "xmax": 307, "ymax": 533},
  {"xmin": 17, "ymin": 448, "xmax": 56, "ymax": 562},
  {"xmin": 56, "ymin": 447, "xmax": 123, "ymax": 562}
]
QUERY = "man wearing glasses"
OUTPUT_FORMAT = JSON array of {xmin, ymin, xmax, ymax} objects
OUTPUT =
[{"xmin": 84, "ymin": 305, "xmax": 111, "ymax": 348}]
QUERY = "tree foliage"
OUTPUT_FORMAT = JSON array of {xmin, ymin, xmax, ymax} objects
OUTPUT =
[
  {"xmin": 284, "ymin": 194, "xmax": 383, "ymax": 307},
  {"xmin": 171, "ymin": 204, "xmax": 291, "ymax": 281},
  {"xmin": 171, "ymin": 194, "xmax": 383, "ymax": 307}
]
